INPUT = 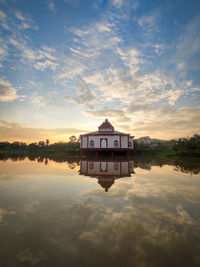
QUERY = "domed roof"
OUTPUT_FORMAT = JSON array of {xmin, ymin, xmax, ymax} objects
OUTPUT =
[{"xmin": 98, "ymin": 119, "xmax": 114, "ymax": 131}]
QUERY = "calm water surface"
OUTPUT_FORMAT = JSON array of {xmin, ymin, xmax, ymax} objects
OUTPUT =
[{"xmin": 0, "ymin": 156, "xmax": 200, "ymax": 267}]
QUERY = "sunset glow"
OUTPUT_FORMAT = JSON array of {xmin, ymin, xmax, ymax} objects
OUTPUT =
[{"xmin": 0, "ymin": 0, "xmax": 200, "ymax": 143}]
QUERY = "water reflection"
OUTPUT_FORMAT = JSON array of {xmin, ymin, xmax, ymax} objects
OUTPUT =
[
  {"xmin": 0, "ymin": 153, "xmax": 200, "ymax": 174},
  {"xmin": 0, "ymin": 155, "xmax": 200, "ymax": 266},
  {"xmin": 80, "ymin": 158, "xmax": 135, "ymax": 192}
]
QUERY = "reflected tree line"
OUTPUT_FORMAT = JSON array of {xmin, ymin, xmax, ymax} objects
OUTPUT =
[
  {"xmin": 0, "ymin": 153, "xmax": 200, "ymax": 174},
  {"xmin": 133, "ymin": 156, "xmax": 200, "ymax": 175}
]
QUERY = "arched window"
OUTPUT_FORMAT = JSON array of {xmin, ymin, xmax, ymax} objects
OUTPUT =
[
  {"xmin": 114, "ymin": 162, "xmax": 119, "ymax": 170},
  {"xmin": 90, "ymin": 140, "xmax": 94, "ymax": 147},
  {"xmin": 114, "ymin": 140, "xmax": 118, "ymax": 148},
  {"xmin": 101, "ymin": 139, "xmax": 107, "ymax": 148},
  {"xmin": 129, "ymin": 142, "xmax": 132, "ymax": 148},
  {"xmin": 89, "ymin": 162, "xmax": 94, "ymax": 169}
]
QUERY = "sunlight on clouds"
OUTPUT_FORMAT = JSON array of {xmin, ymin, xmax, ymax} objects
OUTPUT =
[
  {"xmin": 0, "ymin": 1, "xmax": 199, "ymax": 140},
  {"xmin": 0, "ymin": 120, "xmax": 84, "ymax": 143},
  {"xmin": 132, "ymin": 106, "xmax": 200, "ymax": 139},
  {"xmin": 0, "ymin": 79, "xmax": 19, "ymax": 102},
  {"xmin": 59, "ymin": 10, "xmax": 199, "ymax": 138}
]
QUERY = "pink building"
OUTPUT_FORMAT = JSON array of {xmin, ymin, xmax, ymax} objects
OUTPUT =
[{"xmin": 80, "ymin": 119, "xmax": 134, "ymax": 154}]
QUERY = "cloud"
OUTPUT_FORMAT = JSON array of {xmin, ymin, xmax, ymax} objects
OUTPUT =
[
  {"xmin": 0, "ymin": 120, "xmax": 84, "ymax": 142},
  {"xmin": 138, "ymin": 15, "xmax": 155, "ymax": 28},
  {"xmin": 83, "ymin": 67, "xmax": 183, "ymax": 112},
  {"xmin": 15, "ymin": 10, "xmax": 38, "ymax": 30},
  {"xmin": 15, "ymin": 11, "xmax": 26, "ymax": 21},
  {"xmin": 137, "ymin": 10, "xmax": 161, "ymax": 40},
  {"xmin": 21, "ymin": 46, "xmax": 58, "ymax": 70},
  {"xmin": 86, "ymin": 109, "xmax": 132, "ymax": 123},
  {"xmin": 68, "ymin": 18, "xmax": 122, "ymax": 59},
  {"xmin": 34, "ymin": 59, "xmax": 58, "ymax": 71},
  {"xmin": 174, "ymin": 15, "xmax": 200, "ymax": 72},
  {"xmin": 47, "ymin": 0, "xmax": 56, "ymax": 13},
  {"xmin": 31, "ymin": 91, "xmax": 68, "ymax": 108},
  {"xmin": 57, "ymin": 11, "xmax": 199, "ymax": 140},
  {"xmin": 117, "ymin": 47, "xmax": 141, "ymax": 75},
  {"xmin": 0, "ymin": 9, "xmax": 9, "ymax": 30},
  {"xmin": 0, "ymin": 10, "xmax": 6, "ymax": 20},
  {"xmin": 84, "ymin": 103, "xmax": 200, "ymax": 139},
  {"xmin": 110, "ymin": 0, "xmax": 124, "ymax": 8},
  {"xmin": 0, "ymin": 4, "xmax": 199, "ymax": 141},
  {"xmin": 0, "ymin": 43, "xmax": 8, "ymax": 66},
  {"xmin": 110, "ymin": 0, "xmax": 139, "ymax": 10},
  {"xmin": 131, "ymin": 106, "xmax": 200, "ymax": 138},
  {"xmin": 65, "ymin": 79, "xmax": 97, "ymax": 106},
  {"xmin": 59, "ymin": 13, "xmax": 198, "ymax": 139},
  {"xmin": 0, "ymin": 79, "xmax": 19, "ymax": 102},
  {"xmin": 0, "ymin": 9, "xmax": 39, "ymax": 69}
]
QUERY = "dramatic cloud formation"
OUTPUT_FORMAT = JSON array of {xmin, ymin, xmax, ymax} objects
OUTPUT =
[
  {"xmin": 0, "ymin": 120, "xmax": 84, "ymax": 142},
  {"xmin": 0, "ymin": 0, "xmax": 199, "ymax": 141}
]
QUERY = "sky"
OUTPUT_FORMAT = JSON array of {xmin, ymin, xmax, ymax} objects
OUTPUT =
[{"xmin": 0, "ymin": 0, "xmax": 200, "ymax": 143}]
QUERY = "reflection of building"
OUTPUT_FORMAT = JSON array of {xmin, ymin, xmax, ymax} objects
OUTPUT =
[
  {"xmin": 80, "ymin": 158, "xmax": 135, "ymax": 192},
  {"xmin": 80, "ymin": 119, "xmax": 134, "ymax": 154}
]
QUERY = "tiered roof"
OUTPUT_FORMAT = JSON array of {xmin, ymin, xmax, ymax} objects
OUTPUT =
[
  {"xmin": 81, "ymin": 119, "xmax": 130, "ymax": 136},
  {"xmin": 98, "ymin": 178, "xmax": 114, "ymax": 192},
  {"xmin": 98, "ymin": 119, "xmax": 114, "ymax": 131}
]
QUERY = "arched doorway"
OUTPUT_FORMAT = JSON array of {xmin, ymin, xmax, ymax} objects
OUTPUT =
[{"xmin": 100, "ymin": 138, "xmax": 107, "ymax": 148}]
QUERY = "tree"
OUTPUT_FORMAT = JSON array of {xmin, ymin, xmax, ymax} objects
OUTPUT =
[{"xmin": 69, "ymin": 135, "xmax": 77, "ymax": 143}]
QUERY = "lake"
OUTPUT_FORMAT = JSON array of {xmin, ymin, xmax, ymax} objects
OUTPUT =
[{"xmin": 0, "ymin": 155, "xmax": 200, "ymax": 267}]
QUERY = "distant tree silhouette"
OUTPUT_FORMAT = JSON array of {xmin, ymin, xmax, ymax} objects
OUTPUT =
[{"xmin": 69, "ymin": 135, "xmax": 77, "ymax": 142}]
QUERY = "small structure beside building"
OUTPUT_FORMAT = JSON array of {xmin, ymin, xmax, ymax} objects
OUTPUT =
[
  {"xmin": 136, "ymin": 136, "xmax": 151, "ymax": 145},
  {"xmin": 80, "ymin": 119, "xmax": 134, "ymax": 155}
]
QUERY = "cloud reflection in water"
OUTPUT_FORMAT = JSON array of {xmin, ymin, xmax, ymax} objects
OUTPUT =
[{"xmin": 0, "ymin": 156, "xmax": 199, "ymax": 266}]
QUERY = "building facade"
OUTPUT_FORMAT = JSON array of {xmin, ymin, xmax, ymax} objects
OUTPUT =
[{"xmin": 80, "ymin": 119, "xmax": 134, "ymax": 152}]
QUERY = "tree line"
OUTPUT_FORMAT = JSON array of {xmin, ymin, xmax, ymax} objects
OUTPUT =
[
  {"xmin": 133, "ymin": 134, "xmax": 200, "ymax": 157},
  {"xmin": 0, "ymin": 134, "xmax": 200, "ymax": 157},
  {"xmin": 0, "ymin": 135, "xmax": 80, "ymax": 154}
]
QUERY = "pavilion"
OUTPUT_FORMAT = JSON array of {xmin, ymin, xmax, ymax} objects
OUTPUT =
[{"xmin": 80, "ymin": 119, "xmax": 134, "ymax": 155}]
